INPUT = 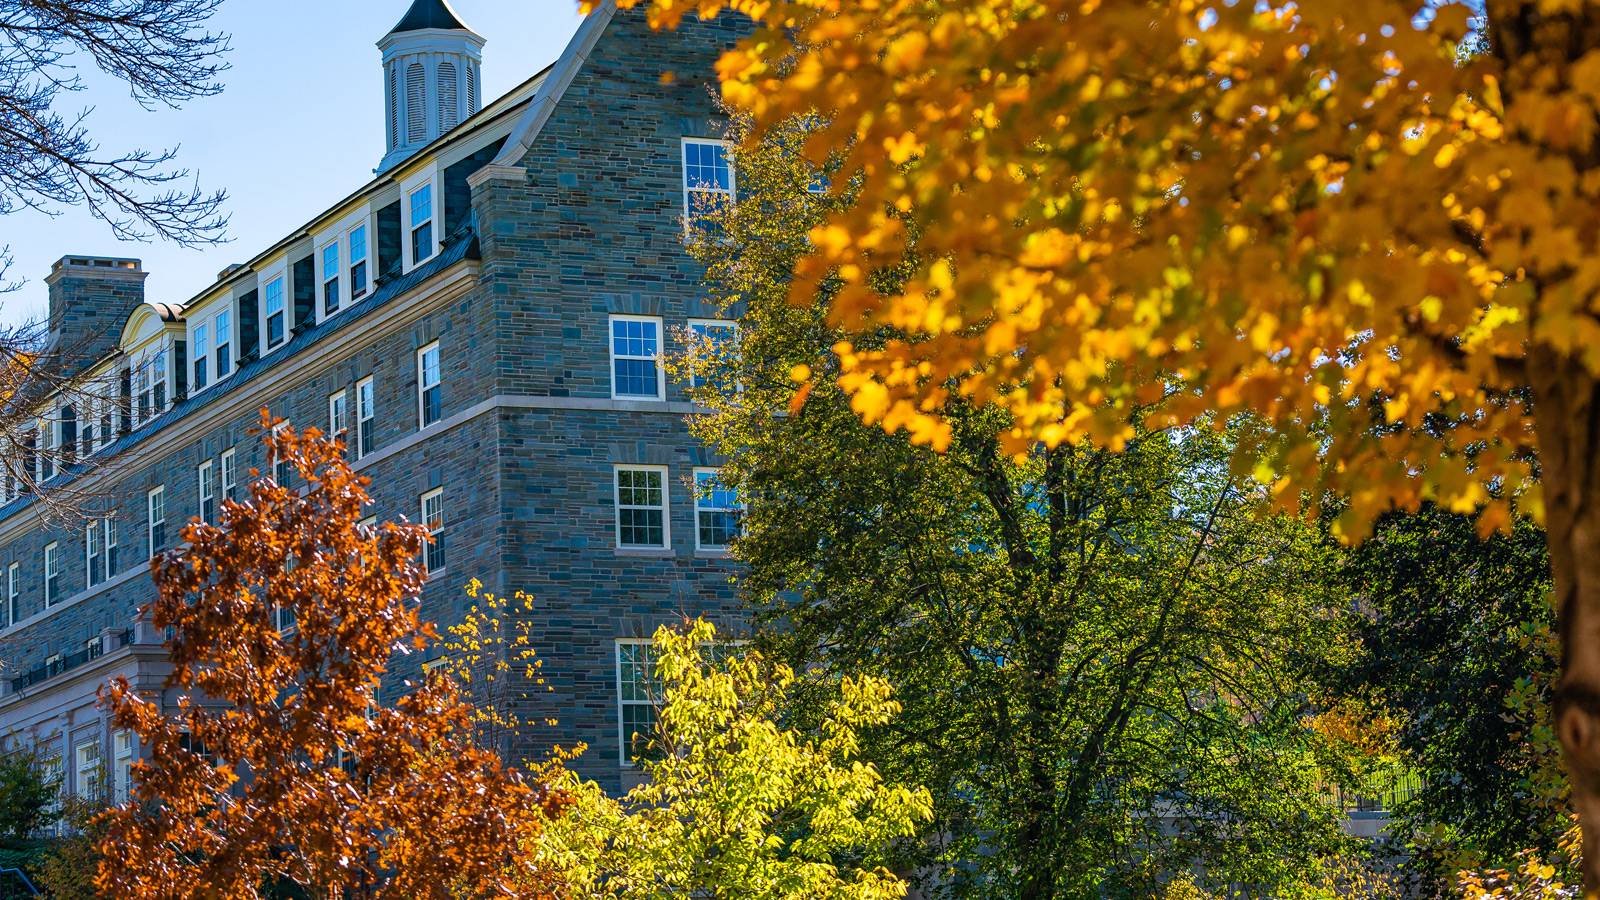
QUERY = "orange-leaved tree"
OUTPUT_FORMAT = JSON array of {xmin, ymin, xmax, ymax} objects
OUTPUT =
[
  {"xmin": 97, "ymin": 415, "xmax": 569, "ymax": 899},
  {"xmin": 603, "ymin": 0, "xmax": 1600, "ymax": 882}
]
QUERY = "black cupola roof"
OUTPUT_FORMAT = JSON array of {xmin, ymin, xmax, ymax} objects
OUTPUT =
[{"xmin": 389, "ymin": 0, "xmax": 471, "ymax": 33}]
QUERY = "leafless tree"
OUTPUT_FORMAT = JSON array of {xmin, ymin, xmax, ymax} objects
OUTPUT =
[
  {"xmin": 0, "ymin": 0, "xmax": 231, "ymax": 246},
  {"xmin": 0, "ymin": 1, "xmax": 234, "ymax": 521}
]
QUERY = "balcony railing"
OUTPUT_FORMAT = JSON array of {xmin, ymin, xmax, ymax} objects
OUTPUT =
[{"xmin": 8, "ymin": 628, "xmax": 135, "ymax": 694}]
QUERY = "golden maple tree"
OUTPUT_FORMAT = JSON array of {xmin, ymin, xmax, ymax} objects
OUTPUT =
[
  {"xmin": 602, "ymin": 0, "xmax": 1600, "ymax": 887},
  {"xmin": 97, "ymin": 416, "xmax": 569, "ymax": 899}
]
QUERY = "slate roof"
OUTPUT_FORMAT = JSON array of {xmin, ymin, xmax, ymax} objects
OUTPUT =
[
  {"xmin": 2, "ymin": 222, "xmax": 482, "ymax": 519},
  {"xmin": 390, "ymin": 0, "xmax": 472, "ymax": 34}
]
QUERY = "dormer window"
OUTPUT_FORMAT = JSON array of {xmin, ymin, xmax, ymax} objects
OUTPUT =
[
  {"xmin": 214, "ymin": 310, "xmax": 232, "ymax": 378},
  {"xmin": 349, "ymin": 224, "xmax": 369, "ymax": 300},
  {"xmin": 192, "ymin": 323, "xmax": 209, "ymax": 390},
  {"xmin": 263, "ymin": 276, "xmax": 286, "ymax": 350},
  {"xmin": 409, "ymin": 184, "xmax": 434, "ymax": 266},
  {"xmin": 322, "ymin": 243, "xmax": 341, "ymax": 316},
  {"xmin": 152, "ymin": 348, "xmax": 168, "ymax": 412}
]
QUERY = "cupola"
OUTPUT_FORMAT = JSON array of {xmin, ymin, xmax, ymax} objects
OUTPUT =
[{"xmin": 377, "ymin": 0, "xmax": 485, "ymax": 173}]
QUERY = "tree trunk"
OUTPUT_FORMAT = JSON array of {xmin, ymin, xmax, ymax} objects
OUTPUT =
[{"xmin": 1527, "ymin": 345, "xmax": 1600, "ymax": 895}]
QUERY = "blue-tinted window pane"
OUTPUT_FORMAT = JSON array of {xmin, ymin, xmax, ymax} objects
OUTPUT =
[
  {"xmin": 684, "ymin": 141, "xmax": 732, "ymax": 191},
  {"xmin": 611, "ymin": 319, "xmax": 658, "ymax": 357}
]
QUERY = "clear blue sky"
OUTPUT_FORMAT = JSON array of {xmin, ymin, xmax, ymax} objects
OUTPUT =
[{"xmin": 0, "ymin": 0, "xmax": 584, "ymax": 328}]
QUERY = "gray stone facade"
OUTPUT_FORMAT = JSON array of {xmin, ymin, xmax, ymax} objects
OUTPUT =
[{"xmin": 0, "ymin": 4, "xmax": 743, "ymax": 799}]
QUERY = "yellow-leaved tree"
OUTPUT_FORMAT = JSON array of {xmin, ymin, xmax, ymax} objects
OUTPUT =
[{"xmin": 596, "ymin": 0, "xmax": 1600, "ymax": 885}]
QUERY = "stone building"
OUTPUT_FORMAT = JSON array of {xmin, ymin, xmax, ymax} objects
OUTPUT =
[{"xmin": 0, "ymin": 0, "xmax": 743, "ymax": 800}]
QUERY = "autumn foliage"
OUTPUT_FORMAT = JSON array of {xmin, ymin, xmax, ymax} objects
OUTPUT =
[
  {"xmin": 96, "ymin": 415, "xmax": 568, "ymax": 899},
  {"xmin": 606, "ymin": 0, "xmax": 1600, "ymax": 885}
]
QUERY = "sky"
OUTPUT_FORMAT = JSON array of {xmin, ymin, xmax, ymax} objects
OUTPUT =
[{"xmin": 0, "ymin": 0, "xmax": 585, "ymax": 328}]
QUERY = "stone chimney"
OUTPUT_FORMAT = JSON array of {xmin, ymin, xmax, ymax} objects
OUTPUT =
[{"xmin": 45, "ymin": 255, "xmax": 147, "ymax": 371}]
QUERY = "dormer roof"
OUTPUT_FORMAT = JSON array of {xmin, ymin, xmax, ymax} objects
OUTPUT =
[{"xmin": 389, "ymin": 0, "xmax": 472, "ymax": 34}]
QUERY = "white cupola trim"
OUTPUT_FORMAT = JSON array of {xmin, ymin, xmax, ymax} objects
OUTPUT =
[{"xmin": 376, "ymin": 0, "xmax": 485, "ymax": 174}]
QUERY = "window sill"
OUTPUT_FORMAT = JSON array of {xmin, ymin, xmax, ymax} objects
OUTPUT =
[{"xmin": 614, "ymin": 548, "xmax": 674, "ymax": 558}]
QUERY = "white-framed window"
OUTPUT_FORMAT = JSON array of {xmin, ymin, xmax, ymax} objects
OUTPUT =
[
  {"xmin": 43, "ymin": 541, "xmax": 60, "ymax": 606},
  {"xmin": 85, "ymin": 519, "xmax": 101, "ymax": 588},
  {"xmin": 79, "ymin": 394, "xmax": 97, "ymax": 458},
  {"xmin": 147, "ymin": 486, "xmax": 166, "ymax": 558},
  {"xmin": 6, "ymin": 562, "xmax": 17, "ymax": 627},
  {"xmin": 39, "ymin": 413, "xmax": 56, "ymax": 481},
  {"xmin": 409, "ymin": 183, "xmax": 435, "ymax": 266},
  {"xmin": 349, "ymin": 224, "xmax": 369, "ymax": 301},
  {"xmin": 220, "ymin": 448, "xmax": 237, "ymax": 502},
  {"xmin": 74, "ymin": 739, "xmax": 102, "ymax": 801},
  {"xmin": 40, "ymin": 751, "xmax": 62, "ymax": 819},
  {"xmin": 111, "ymin": 730, "xmax": 133, "ymax": 803},
  {"xmin": 609, "ymin": 315, "xmax": 665, "ymax": 400},
  {"xmin": 134, "ymin": 345, "xmax": 168, "ymax": 424},
  {"xmin": 356, "ymin": 377, "xmax": 375, "ymax": 459},
  {"xmin": 693, "ymin": 467, "xmax": 741, "ymax": 552},
  {"xmin": 271, "ymin": 423, "xmax": 288, "ymax": 484},
  {"xmin": 417, "ymin": 342, "xmax": 441, "ymax": 428},
  {"xmin": 191, "ymin": 322, "xmax": 209, "ymax": 391},
  {"xmin": 682, "ymin": 138, "xmax": 735, "ymax": 238},
  {"xmin": 328, "ymin": 389, "xmax": 348, "ymax": 446},
  {"xmin": 614, "ymin": 465, "xmax": 669, "ymax": 549},
  {"xmin": 197, "ymin": 460, "xmax": 215, "ymax": 524},
  {"xmin": 687, "ymin": 319, "xmax": 738, "ymax": 392},
  {"xmin": 151, "ymin": 347, "xmax": 168, "ymax": 415},
  {"xmin": 103, "ymin": 517, "xmax": 118, "ymax": 581},
  {"xmin": 321, "ymin": 242, "xmax": 341, "ymax": 317},
  {"xmin": 263, "ymin": 275, "xmax": 287, "ymax": 351},
  {"xmin": 420, "ymin": 488, "xmax": 444, "ymax": 573},
  {"xmin": 616, "ymin": 639, "xmax": 660, "ymax": 765},
  {"xmin": 214, "ymin": 309, "xmax": 232, "ymax": 380},
  {"xmin": 275, "ymin": 600, "xmax": 297, "ymax": 634}
]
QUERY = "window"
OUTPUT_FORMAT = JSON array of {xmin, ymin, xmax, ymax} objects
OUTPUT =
[
  {"xmin": 147, "ymin": 486, "xmax": 166, "ymax": 558},
  {"xmin": 328, "ymin": 390, "xmax": 348, "ymax": 448},
  {"xmin": 420, "ymin": 488, "xmax": 444, "ymax": 573},
  {"xmin": 40, "ymin": 415, "xmax": 55, "ymax": 481},
  {"xmin": 275, "ymin": 601, "xmax": 297, "ymax": 633},
  {"xmin": 687, "ymin": 319, "xmax": 738, "ymax": 392},
  {"xmin": 264, "ymin": 276, "xmax": 287, "ymax": 350},
  {"xmin": 74, "ymin": 740, "xmax": 101, "ymax": 801},
  {"xmin": 80, "ymin": 396, "xmax": 96, "ymax": 458},
  {"xmin": 410, "ymin": 184, "xmax": 434, "ymax": 265},
  {"xmin": 191, "ymin": 323, "xmax": 209, "ymax": 390},
  {"xmin": 609, "ymin": 315, "xmax": 664, "ymax": 400},
  {"xmin": 617, "ymin": 640, "xmax": 660, "ymax": 764},
  {"xmin": 135, "ymin": 359, "xmax": 151, "ymax": 424},
  {"xmin": 6, "ymin": 562, "xmax": 17, "ymax": 627},
  {"xmin": 417, "ymin": 342, "xmax": 441, "ymax": 428},
  {"xmin": 322, "ymin": 243, "xmax": 341, "ymax": 316},
  {"xmin": 152, "ymin": 348, "xmax": 168, "ymax": 413},
  {"xmin": 682, "ymin": 138, "xmax": 734, "ymax": 237},
  {"xmin": 112, "ymin": 731, "xmax": 133, "ymax": 803},
  {"xmin": 221, "ymin": 449, "xmax": 237, "ymax": 502},
  {"xmin": 197, "ymin": 460, "xmax": 215, "ymax": 524},
  {"xmin": 694, "ymin": 468, "xmax": 741, "ymax": 551},
  {"xmin": 271, "ymin": 424, "xmax": 288, "ymax": 484},
  {"xmin": 356, "ymin": 377, "xmax": 375, "ymax": 458},
  {"xmin": 43, "ymin": 542, "xmax": 60, "ymax": 606},
  {"xmin": 214, "ymin": 310, "xmax": 232, "ymax": 378},
  {"xmin": 104, "ymin": 518, "xmax": 118, "ymax": 580},
  {"xmin": 85, "ymin": 520, "xmax": 101, "ymax": 588},
  {"xmin": 349, "ymin": 224, "xmax": 369, "ymax": 300},
  {"xmin": 615, "ymin": 465, "xmax": 669, "ymax": 549}
]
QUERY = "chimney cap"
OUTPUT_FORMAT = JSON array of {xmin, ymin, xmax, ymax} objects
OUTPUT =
[{"xmin": 46, "ymin": 255, "xmax": 146, "ymax": 285}]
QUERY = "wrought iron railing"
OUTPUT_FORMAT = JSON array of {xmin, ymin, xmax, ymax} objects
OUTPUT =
[{"xmin": 8, "ymin": 628, "xmax": 135, "ymax": 694}]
